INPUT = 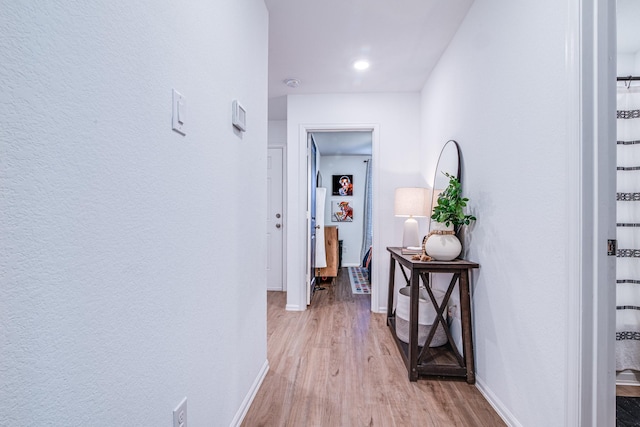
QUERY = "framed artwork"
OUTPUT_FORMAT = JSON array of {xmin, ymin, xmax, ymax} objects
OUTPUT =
[
  {"xmin": 332, "ymin": 175, "xmax": 353, "ymax": 196},
  {"xmin": 332, "ymin": 200, "xmax": 354, "ymax": 222}
]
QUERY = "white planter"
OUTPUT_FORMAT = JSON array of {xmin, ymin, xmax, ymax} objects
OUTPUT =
[
  {"xmin": 395, "ymin": 286, "xmax": 448, "ymax": 347},
  {"xmin": 424, "ymin": 222, "xmax": 462, "ymax": 261}
]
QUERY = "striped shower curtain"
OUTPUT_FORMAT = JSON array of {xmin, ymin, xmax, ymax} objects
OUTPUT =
[{"xmin": 616, "ymin": 84, "xmax": 640, "ymax": 372}]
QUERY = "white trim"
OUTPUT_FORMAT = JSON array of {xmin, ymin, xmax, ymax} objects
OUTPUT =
[
  {"xmin": 567, "ymin": 0, "xmax": 617, "ymax": 425},
  {"xmin": 281, "ymin": 145, "xmax": 288, "ymax": 292},
  {"xmin": 285, "ymin": 303, "xmax": 304, "ymax": 311},
  {"xmin": 592, "ymin": 0, "xmax": 617, "ymax": 425},
  {"xmin": 475, "ymin": 378, "xmax": 522, "ymax": 427},
  {"xmin": 306, "ymin": 136, "xmax": 317, "ymax": 305},
  {"xmin": 229, "ymin": 360, "xmax": 269, "ymax": 427},
  {"xmin": 371, "ymin": 127, "xmax": 382, "ymax": 313},
  {"xmin": 296, "ymin": 123, "xmax": 381, "ymax": 313},
  {"xmin": 564, "ymin": 0, "xmax": 583, "ymax": 424}
]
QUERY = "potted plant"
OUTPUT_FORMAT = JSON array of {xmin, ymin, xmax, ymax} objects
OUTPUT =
[
  {"xmin": 425, "ymin": 173, "xmax": 476, "ymax": 260},
  {"xmin": 430, "ymin": 173, "xmax": 476, "ymax": 228}
]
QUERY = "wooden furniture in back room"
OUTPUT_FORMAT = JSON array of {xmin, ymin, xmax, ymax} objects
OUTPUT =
[{"xmin": 317, "ymin": 226, "xmax": 339, "ymax": 283}]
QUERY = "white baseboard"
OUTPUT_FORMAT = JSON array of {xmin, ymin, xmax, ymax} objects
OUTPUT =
[
  {"xmin": 475, "ymin": 377, "xmax": 522, "ymax": 427},
  {"xmin": 229, "ymin": 359, "xmax": 269, "ymax": 427},
  {"xmin": 267, "ymin": 286, "xmax": 283, "ymax": 291},
  {"xmin": 343, "ymin": 263, "xmax": 361, "ymax": 267},
  {"xmin": 616, "ymin": 370, "xmax": 640, "ymax": 386},
  {"xmin": 374, "ymin": 306, "xmax": 387, "ymax": 314},
  {"xmin": 285, "ymin": 303, "xmax": 304, "ymax": 311}
]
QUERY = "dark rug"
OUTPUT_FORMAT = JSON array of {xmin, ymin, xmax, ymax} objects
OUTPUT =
[{"xmin": 617, "ymin": 396, "xmax": 640, "ymax": 427}]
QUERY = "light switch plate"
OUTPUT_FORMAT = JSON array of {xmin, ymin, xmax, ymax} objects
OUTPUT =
[
  {"xmin": 232, "ymin": 100, "xmax": 246, "ymax": 132},
  {"xmin": 172, "ymin": 89, "xmax": 186, "ymax": 135},
  {"xmin": 173, "ymin": 397, "xmax": 187, "ymax": 427}
]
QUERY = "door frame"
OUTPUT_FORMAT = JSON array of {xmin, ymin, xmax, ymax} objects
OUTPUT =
[
  {"xmin": 300, "ymin": 123, "xmax": 380, "ymax": 313},
  {"xmin": 567, "ymin": 0, "xmax": 617, "ymax": 425},
  {"xmin": 306, "ymin": 135, "xmax": 318, "ymax": 304}
]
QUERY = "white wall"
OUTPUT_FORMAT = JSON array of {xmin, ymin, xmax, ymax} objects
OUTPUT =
[
  {"xmin": 618, "ymin": 53, "xmax": 638, "ymax": 76},
  {"xmin": 0, "ymin": 2, "xmax": 268, "ymax": 426},
  {"xmin": 617, "ymin": 52, "xmax": 640, "ymax": 82},
  {"xmin": 320, "ymin": 155, "xmax": 371, "ymax": 266},
  {"xmin": 268, "ymin": 119, "xmax": 287, "ymax": 147},
  {"xmin": 420, "ymin": 0, "xmax": 573, "ymax": 425},
  {"xmin": 286, "ymin": 93, "xmax": 424, "ymax": 311}
]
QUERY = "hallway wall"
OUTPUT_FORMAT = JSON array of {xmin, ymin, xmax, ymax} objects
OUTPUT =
[
  {"xmin": 268, "ymin": 119, "xmax": 287, "ymax": 147},
  {"xmin": 420, "ymin": 0, "xmax": 575, "ymax": 425},
  {"xmin": 285, "ymin": 93, "xmax": 425, "ymax": 312},
  {"xmin": 0, "ymin": 1, "xmax": 268, "ymax": 426},
  {"xmin": 618, "ymin": 53, "xmax": 640, "ymax": 76}
]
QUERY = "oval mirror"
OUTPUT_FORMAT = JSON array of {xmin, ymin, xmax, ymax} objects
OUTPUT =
[{"xmin": 429, "ymin": 140, "xmax": 461, "ymax": 230}]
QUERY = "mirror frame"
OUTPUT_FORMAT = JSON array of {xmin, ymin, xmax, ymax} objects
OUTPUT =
[{"xmin": 428, "ymin": 139, "xmax": 461, "ymax": 232}]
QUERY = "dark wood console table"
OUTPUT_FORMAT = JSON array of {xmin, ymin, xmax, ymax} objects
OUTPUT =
[{"xmin": 386, "ymin": 247, "xmax": 479, "ymax": 383}]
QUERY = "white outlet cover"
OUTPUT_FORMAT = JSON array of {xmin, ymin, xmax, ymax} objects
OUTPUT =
[
  {"xmin": 172, "ymin": 89, "xmax": 186, "ymax": 135},
  {"xmin": 173, "ymin": 397, "xmax": 187, "ymax": 427}
]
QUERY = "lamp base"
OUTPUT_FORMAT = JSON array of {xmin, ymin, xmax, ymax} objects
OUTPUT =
[{"xmin": 402, "ymin": 217, "xmax": 420, "ymax": 248}]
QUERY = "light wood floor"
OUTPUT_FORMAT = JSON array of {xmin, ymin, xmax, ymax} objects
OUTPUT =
[
  {"xmin": 242, "ymin": 269, "xmax": 505, "ymax": 426},
  {"xmin": 617, "ymin": 385, "xmax": 640, "ymax": 397}
]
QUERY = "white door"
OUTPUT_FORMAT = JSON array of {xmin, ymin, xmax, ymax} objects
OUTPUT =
[
  {"xmin": 267, "ymin": 147, "xmax": 284, "ymax": 291},
  {"xmin": 307, "ymin": 135, "xmax": 318, "ymax": 304}
]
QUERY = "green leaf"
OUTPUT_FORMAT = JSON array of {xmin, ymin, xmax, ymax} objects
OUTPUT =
[{"xmin": 430, "ymin": 173, "xmax": 476, "ymax": 228}]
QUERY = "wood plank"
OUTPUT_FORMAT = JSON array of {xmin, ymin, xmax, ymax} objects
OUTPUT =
[
  {"xmin": 617, "ymin": 385, "xmax": 640, "ymax": 397},
  {"xmin": 316, "ymin": 226, "xmax": 339, "ymax": 278},
  {"xmin": 241, "ymin": 269, "xmax": 505, "ymax": 426}
]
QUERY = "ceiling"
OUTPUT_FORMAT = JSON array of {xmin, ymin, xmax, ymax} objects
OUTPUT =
[
  {"xmin": 312, "ymin": 131, "xmax": 372, "ymax": 156},
  {"xmin": 618, "ymin": 0, "xmax": 640, "ymax": 54},
  {"xmin": 264, "ymin": 0, "xmax": 474, "ymax": 120}
]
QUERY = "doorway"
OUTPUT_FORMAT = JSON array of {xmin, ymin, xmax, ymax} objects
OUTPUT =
[
  {"xmin": 295, "ymin": 125, "xmax": 379, "ymax": 312},
  {"xmin": 614, "ymin": 0, "xmax": 640, "ymax": 394},
  {"xmin": 308, "ymin": 131, "xmax": 373, "ymax": 304}
]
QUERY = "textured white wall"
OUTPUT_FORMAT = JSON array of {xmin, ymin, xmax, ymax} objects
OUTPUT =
[
  {"xmin": 320, "ymin": 155, "xmax": 371, "ymax": 266},
  {"xmin": 286, "ymin": 93, "xmax": 424, "ymax": 312},
  {"xmin": 420, "ymin": 0, "xmax": 573, "ymax": 425},
  {"xmin": 618, "ymin": 53, "xmax": 637, "ymax": 76},
  {"xmin": 0, "ymin": 1, "xmax": 268, "ymax": 426},
  {"xmin": 618, "ymin": 52, "xmax": 640, "ymax": 78},
  {"xmin": 268, "ymin": 120, "xmax": 287, "ymax": 147}
]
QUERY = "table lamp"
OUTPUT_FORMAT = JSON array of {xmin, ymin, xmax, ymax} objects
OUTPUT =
[{"xmin": 394, "ymin": 187, "xmax": 430, "ymax": 248}]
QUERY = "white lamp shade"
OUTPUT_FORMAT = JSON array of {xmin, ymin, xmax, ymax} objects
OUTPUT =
[{"xmin": 394, "ymin": 187, "xmax": 430, "ymax": 217}]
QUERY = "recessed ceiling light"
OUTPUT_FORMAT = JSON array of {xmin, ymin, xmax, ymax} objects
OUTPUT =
[
  {"xmin": 353, "ymin": 60, "xmax": 370, "ymax": 71},
  {"xmin": 283, "ymin": 78, "xmax": 300, "ymax": 88}
]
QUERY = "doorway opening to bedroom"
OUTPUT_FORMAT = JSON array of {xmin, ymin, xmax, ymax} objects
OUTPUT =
[
  {"xmin": 309, "ymin": 131, "xmax": 373, "ymax": 306},
  {"xmin": 614, "ymin": 0, "xmax": 640, "ymax": 401}
]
